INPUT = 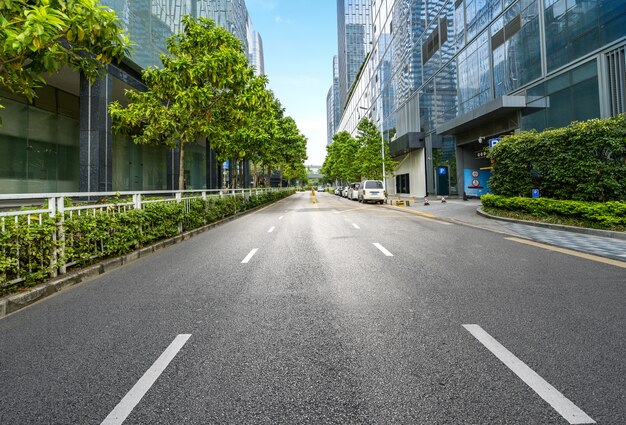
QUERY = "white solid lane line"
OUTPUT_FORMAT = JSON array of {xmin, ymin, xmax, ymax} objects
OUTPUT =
[
  {"xmin": 373, "ymin": 243, "xmax": 393, "ymax": 257},
  {"xmin": 463, "ymin": 325, "xmax": 595, "ymax": 425},
  {"xmin": 241, "ymin": 249, "xmax": 259, "ymax": 264},
  {"xmin": 101, "ymin": 334, "xmax": 192, "ymax": 425},
  {"xmin": 352, "ymin": 223, "xmax": 360, "ymax": 229},
  {"xmin": 268, "ymin": 226, "xmax": 275, "ymax": 233}
]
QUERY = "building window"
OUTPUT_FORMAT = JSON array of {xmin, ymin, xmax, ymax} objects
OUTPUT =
[
  {"xmin": 396, "ymin": 173, "xmax": 410, "ymax": 193},
  {"xmin": 422, "ymin": 18, "xmax": 448, "ymax": 65}
]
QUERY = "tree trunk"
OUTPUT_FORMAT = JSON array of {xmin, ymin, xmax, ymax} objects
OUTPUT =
[
  {"xmin": 178, "ymin": 141, "xmax": 185, "ymax": 190},
  {"xmin": 253, "ymin": 162, "xmax": 258, "ymax": 188}
]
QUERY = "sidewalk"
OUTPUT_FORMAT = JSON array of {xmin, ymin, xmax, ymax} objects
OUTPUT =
[{"xmin": 384, "ymin": 196, "xmax": 626, "ymax": 263}]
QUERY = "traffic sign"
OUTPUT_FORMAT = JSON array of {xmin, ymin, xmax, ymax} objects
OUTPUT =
[{"xmin": 489, "ymin": 137, "xmax": 501, "ymax": 148}]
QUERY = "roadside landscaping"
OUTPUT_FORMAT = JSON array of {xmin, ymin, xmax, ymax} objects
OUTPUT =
[
  {"xmin": 481, "ymin": 194, "xmax": 626, "ymax": 232},
  {"xmin": 484, "ymin": 115, "xmax": 626, "ymax": 232},
  {"xmin": 0, "ymin": 190, "xmax": 294, "ymax": 294}
]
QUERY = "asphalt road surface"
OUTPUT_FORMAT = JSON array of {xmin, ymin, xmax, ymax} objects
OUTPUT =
[{"xmin": 1, "ymin": 191, "xmax": 624, "ymax": 424}]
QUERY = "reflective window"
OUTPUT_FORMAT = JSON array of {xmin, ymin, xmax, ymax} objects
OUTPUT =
[
  {"xmin": 544, "ymin": 0, "xmax": 626, "ymax": 72},
  {"xmin": 492, "ymin": 0, "xmax": 541, "ymax": 97},
  {"xmin": 457, "ymin": 31, "xmax": 491, "ymax": 114},
  {"xmin": 0, "ymin": 96, "xmax": 80, "ymax": 193},
  {"xmin": 521, "ymin": 60, "xmax": 599, "ymax": 130}
]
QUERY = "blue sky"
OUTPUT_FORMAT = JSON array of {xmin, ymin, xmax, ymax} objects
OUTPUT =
[{"xmin": 247, "ymin": 0, "xmax": 337, "ymax": 166}]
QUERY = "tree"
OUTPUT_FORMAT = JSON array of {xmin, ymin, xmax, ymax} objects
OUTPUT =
[
  {"xmin": 276, "ymin": 116, "xmax": 308, "ymax": 185},
  {"xmin": 109, "ymin": 15, "xmax": 255, "ymax": 190},
  {"xmin": 355, "ymin": 118, "xmax": 396, "ymax": 180},
  {"xmin": 321, "ymin": 131, "xmax": 359, "ymax": 183},
  {"xmin": 0, "ymin": 0, "xmax": 131, "ymax": 111}
]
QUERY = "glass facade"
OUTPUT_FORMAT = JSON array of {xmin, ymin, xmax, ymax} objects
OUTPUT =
[
  {"xmin": 327, "ymin": 56, "xmax": 341, "ymax": 145},
  {"xmin": 337, "ymin": 0, "xmax": 373, "ymax": 110},
  {"xmin": 336, "ymin": 0, "xmax": 625, "ymax": 197},
  {"xmin": 544, "ymin": 0, "xmax": 626, "ymax": 72},
  {"xmin": 1, "ymin": 0, "xmax": 258, "ymax": 194},
  {"xmin": 0, "ymin": 89, "xmax": 80, "ymax": 193}
]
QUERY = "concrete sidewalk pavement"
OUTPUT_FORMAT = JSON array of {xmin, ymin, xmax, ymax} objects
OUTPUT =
[{"xmin": 384, "ymin": 196, "xmax": 626, "ymax": 263}]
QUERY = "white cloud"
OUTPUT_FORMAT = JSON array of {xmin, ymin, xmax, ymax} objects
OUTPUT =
[{"xmin": 275, "ymin": 15, "xmax": 293, "ymax": 25}]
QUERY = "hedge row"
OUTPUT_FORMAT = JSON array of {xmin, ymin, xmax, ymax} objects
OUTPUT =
[
  {"xmin": 0, "ymin": 190, "xmax": 294, "ymax": 291},
  {"xmin": 481, "ymin": 194, "xmax": 626, "ymax": 229},
  {"xmin": 489, "ymin": 114, "xmax": 626, "ymax": 202}
]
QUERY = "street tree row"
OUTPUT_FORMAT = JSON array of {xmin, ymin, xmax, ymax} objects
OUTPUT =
[
  {"xmin": 0, "ymin": 2, "xmax": 307, "ymax": 189},
  {"xmin": 109, "ymin": 16, "xmax": 308, "ymax": 189},
  {"xmin": 321, "ymin": 119, "xmax": 396, "ymax": 185}
]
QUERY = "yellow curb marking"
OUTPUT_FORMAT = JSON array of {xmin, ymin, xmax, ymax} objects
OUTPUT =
[
  {"xmin": 386, "ymin": 204, "xmax": 436, "ymax": 218},
  {"xmin": 333, "ymin": 206, "xmax": 371, "ymax": 214},
  {"xmin": 506, "ymin": 237, "xmax": 626, "ymax": 269}
]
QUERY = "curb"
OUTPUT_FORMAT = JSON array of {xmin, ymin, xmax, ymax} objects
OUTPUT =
[
  {"xmin": 476, "ymin": 207, "xmax": 626, "ymax": 241},
  {"xmin": 0, "ymin": 196, "xmax": 289, "ymax": 319}
]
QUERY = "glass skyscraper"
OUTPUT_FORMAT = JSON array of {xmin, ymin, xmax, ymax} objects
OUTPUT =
[
  {"xmin": 336, "ymin": 0, "xmax": 626, "ymax": 199},
  {"xmin": 337, "ymin": 0, "xmax": 373, "ymax": 110},
  {"xmin": 327, "ymin": 56, "xmax": 341, "ymax": 145},
  {"xmin": 0, "ymin": 0, "xmax": 262, "ymax": 194}
]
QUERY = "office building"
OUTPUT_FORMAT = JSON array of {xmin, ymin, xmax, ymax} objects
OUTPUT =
[
  {"xmin": 0, "ymin": 0, "xmax": 262, "ymax": 194},
  {"xmin": 337, "ymin": 0, "xmax": 373, "ymax": 110},
  {"xmin": 337, "ymin": 0, "xmax": 626, "ymax": 199},
  {"xmin": 326, "ymin": 56, "xmax": 341, "ymax": 145}
]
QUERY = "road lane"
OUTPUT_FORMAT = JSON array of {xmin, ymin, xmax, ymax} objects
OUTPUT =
[{"xmin": 0, "ymin": 191, "xmax": 623, "ymax": 424}]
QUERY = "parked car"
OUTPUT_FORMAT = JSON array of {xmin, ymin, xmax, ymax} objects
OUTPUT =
[
  {"xmin": 347, "ymin": 182, "xmax": 360, "ymax": 200},
  {"xmin": 342, "ymin": 185, "xmax": 349, "ymax": 197},
  {"xmin": 317, "ymin": 186, "xmax": 324, "ymax": 192},
  {"xmin": 359, "ymin": 180, "xmax": 385, "ymax": 204}
]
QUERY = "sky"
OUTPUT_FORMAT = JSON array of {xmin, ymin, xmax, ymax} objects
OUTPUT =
[{"xmin": 246, "ymin": 0, "xmax": 337, "ymax": 167}]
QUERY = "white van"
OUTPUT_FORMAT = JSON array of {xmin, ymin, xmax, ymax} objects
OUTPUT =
[{"xmin": 359, "ymin": 180, "xmax": 385, "ymax": 204}]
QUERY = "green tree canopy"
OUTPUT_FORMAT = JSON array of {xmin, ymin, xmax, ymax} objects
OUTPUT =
[
  {"xmin": 109, "ymin": 15, "xmax": 257, "ymax": 190},
  {"xmin": 320, "ymin": 131, "xmax": 359, "ymax": 183},
  {"xmin": 355, "ymin": 118, "xmax": 396, "ymax": 180},
  {"xmin": 0, "ymin": 0, "xmax": 131, "ymax": 109}
]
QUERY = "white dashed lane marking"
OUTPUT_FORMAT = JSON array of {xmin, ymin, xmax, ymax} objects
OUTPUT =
[
  {"xmin": 101, "ymin": 334, "xmax": 192, "ymax": 425},
  {"xmin": 463, "ymin": 325, "xmax": 595, "ymax": 424},
  {"xmin": 373, "ymin": 243, "xmax": 393, "ymax": 257},
  {"xmin": 241, "ymin": 249, "xmax": 259, "ymax": 264},
  {"xmin": 268, "ymin": 226, "xmax": 275, "ymax": 233}
]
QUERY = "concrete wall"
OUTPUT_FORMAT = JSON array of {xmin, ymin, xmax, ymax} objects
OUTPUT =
[{"xmin": 388, "ymin": 149, "xmax": 426, "ymax": 198}]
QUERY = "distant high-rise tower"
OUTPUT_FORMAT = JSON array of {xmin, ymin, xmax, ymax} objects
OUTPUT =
[
  {"xmin": 337, "ymin": 0, "xmax": 372, "ymax": 110},
  {"xmin": 250, "ymin": 31, "xmax": 265, "ymax": 76},
  {"xmin": 326, "ymin": 55, "xmax": 340, "ymax": 145}
]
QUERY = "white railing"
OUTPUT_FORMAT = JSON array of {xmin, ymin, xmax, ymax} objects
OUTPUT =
[{"xmin": 0, "ymin": 187, "xmax": 290, "ymax": 288}]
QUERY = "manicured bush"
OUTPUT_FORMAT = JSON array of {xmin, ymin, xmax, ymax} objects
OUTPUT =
[
  {"xmin": 0, "ymin": 190, "xmax": 294, "ymax": 291},
  {"xmin": 489, "ymin": 115, "xmax": 626, "ymax": 202},
  {"xmin": 481, "ymin": 194, "xmax": 626, "ymax": 229}
]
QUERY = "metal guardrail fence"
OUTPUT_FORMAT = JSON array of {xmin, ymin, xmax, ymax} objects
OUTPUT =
[{"xmin": 0, "ymin": 188, "xmax": 289, "ymax": 288}]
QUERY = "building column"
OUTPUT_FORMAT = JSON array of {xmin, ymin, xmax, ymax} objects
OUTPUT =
[
  {"xmin": 243, "ymin": 159, "xmax": 250, "ymax": 188},
  {"xmin": 167, "ymin": 146, "xmax": 181, "ymax": 190},
  {"xmin": 79, "ymin": 72, "xmax": 113, "ymax": 193},
  {"xmin": 206, "ymin": 141, "xmax": 221, "ymax": 189}
]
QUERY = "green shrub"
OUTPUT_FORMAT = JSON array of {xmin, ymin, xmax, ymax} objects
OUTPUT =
[
  {"xmin": 0, "ymin": 189, "xmax": 295, "ymax": 291},
  {"xmin": 489, "ymin": 114, "xmax": 626, "ymax": 202},
  {"xmin": 481, "ymin": 194, "xmax": 626, "ymax": 229}
]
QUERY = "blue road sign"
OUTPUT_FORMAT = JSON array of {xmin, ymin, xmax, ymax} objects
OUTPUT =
[
  {"xmin": 532, "ymin": 189, "xmax": 540, "ymax": 198},
  {"xmin": 489, "ymin": 137, "xmax": 501, "ymax": 148}
]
